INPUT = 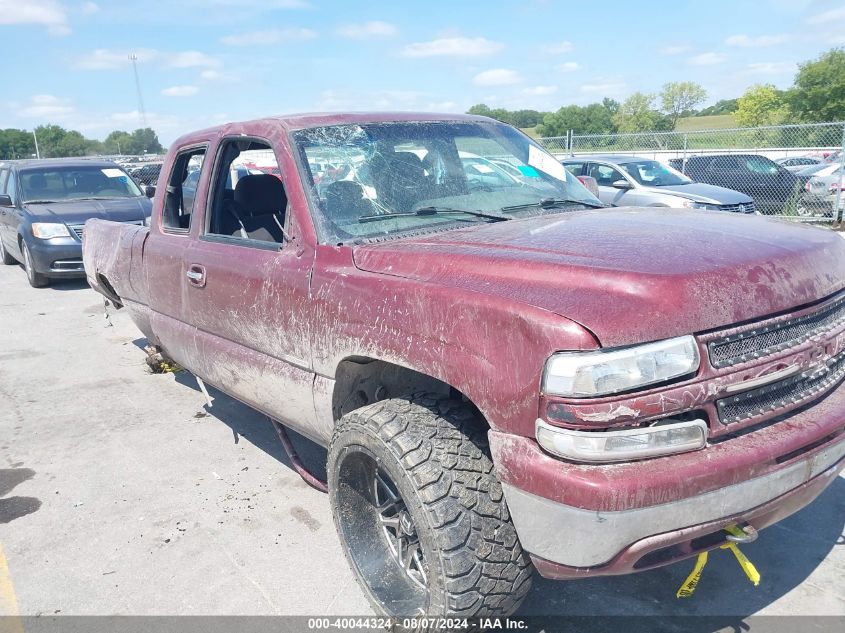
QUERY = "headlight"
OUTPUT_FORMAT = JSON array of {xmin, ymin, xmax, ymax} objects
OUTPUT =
[
  {"xmin": 682, "ymin": 200, "xmax": 720, "ymax": 211},
  {"xmin": 31, "ymin": 223, "xmax": 70, "ymax": 239},
  {"xmin": 543, "ymin": 335, "xmax": 699, "ymax": 398},
  {"xmin": 536, "ymin": 418, "xmax": 708, "ymax": 462}
]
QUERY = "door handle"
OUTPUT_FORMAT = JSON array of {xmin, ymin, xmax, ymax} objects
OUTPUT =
[{"xmin": 186, "ymin": 264, "xmax": 206, "ymax": 287}]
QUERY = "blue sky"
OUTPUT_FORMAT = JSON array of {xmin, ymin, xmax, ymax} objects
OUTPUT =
[{"xmin": 2, "ymin": 0, "xmax": 844, "ymax": 144}]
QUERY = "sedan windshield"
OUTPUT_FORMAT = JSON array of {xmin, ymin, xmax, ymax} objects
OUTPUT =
[
  {"xmin": 20, "ymin": 165, "xmax": 142, "ymax": 203},
  {"xmin": 291, "ymin": 120, "xmax": 603, "ymax": 244},
  {"xmin": 619, "ymin": 160, "xmax": 691, "ymax": 187}
]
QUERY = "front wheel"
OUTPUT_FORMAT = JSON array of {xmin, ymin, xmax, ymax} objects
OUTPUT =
[
  {"xmin": 327, "ymin": 393, "xmax": 533, "ymax": 619},
  {"xmin": 21, "ymin": 241, "xmax": 49, "ymax": 288}
]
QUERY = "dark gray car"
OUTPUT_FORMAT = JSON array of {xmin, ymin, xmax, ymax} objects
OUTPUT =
[
  {"xmin": 0, "ymin": 158, "xmax": 152, "ymax": 287},
  {"xmin": 563, "ymin": 154, "xmax": 756, "ymax": 213}
]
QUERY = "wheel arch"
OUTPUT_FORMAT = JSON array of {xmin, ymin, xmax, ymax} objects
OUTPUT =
[{"xmin": 331, "ymin": 355, "xmax": 490, "ymax": 430}]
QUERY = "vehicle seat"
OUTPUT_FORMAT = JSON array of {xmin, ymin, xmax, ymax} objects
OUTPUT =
[
  {"xmin": 323, "ymin": 181, "xmax": 373, "ymax": 222},
  {"xmin": 231, "ymin": 174, "xmax": 287, "ymax": 243},
  {"xmin": 28, "ymin": 173, "xmax": 50, "ymax": 197},
  {"xmin": 371, "ymin": 151, "xmax": 430, "ymax": 212}
]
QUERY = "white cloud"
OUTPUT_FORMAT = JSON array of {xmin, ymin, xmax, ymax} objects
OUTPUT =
[
  {"xmin": 746, "ymin": 61, "xmax": 796, "ymax": 75},
  {"xmin": 221, "ymin": 27, "xmax": 316, "ymax": 46},
  {"xmin": 559, "ymin": 61, "xmax": 580, "ymax": 72},
  {"xmin": 688, "ymin": 52, "xmax": 727, "ymax": 66},
  {"xmin": 660, "ymin": 45, "xmax": 691, "ymax": 55},
  {"xmin": 0, "ymin": 0, "xmax": 69, "ymax": 35},
  {"xmin": 401, "ymin": 36, "xmax": 503, "ymax": 58},
  {"xmin": 523, "ymin": 85, "xmax": 558, "ymax": 96},
  {"xmin": 426, "ymin": 100, "xmax": 458, "ymax": 111},
  {"xmin": 472, "ymin": 68, "xmax": 522, "ymax": 86},
  {"xmin": 82, "ymin": 1, "xmax": 99, "ymax": 13},
  {"xmin": 335, "ymin": 21, "xmax": 397, "ymax": 39},
  {"xmin": 18, "ymin": 94, "xmax": 74, "ymax": 118},
  {"xmin": 725, "ymin": 34, "xmax": 790, "ymax": 47},
  {"xmin": 543, "ymin": 41, "xmax": 573, "ymax": 54},
  {"xmin": 580, "ymin": 78, "xmax": 626, "ymax": 95},
  {"xmin": 166, "ymin": 51, "xmax": 221, "ymax": 68},
  {"xmin": 807, "ymin": 7, "xmax": 845, "ymax": 24},
  {"xmin": 162, "ymin": 85, "xmax": 199, "ymax": 97},
  {"xmin": 75, "ymin": 48, "xmax": 158, "ymax": 70}
]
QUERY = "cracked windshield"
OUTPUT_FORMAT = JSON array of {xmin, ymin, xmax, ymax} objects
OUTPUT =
[{"xmin": 293, "ymin": 120, "xmax": 603, "ymax": 243}]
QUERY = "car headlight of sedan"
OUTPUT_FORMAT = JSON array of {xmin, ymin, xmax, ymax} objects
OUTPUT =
[
  {"xmin": 682, "ymin": 200, "xmax": 720, "ymax": 211},
  {"xmin": 31, "ymin": 223, "xmax": 70, "ymax": 239},
  {"xmin": 542, "ymin": 335, "xmax": 700, "ymax": 398}
]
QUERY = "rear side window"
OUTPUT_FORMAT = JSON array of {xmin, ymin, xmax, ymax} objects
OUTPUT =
[
  {"xmin": 710, "ymin": 156, "xmax": 741, "ymax": 171},
  {"xmin": 3, "ymin": 169, "xmax": 17, "ymax": 204},
  {"xmin": 744, "ymin": 156, "xmax": 779, "ymax": 175},
  {"xmin": 162, "ymin": 147, "xmax": 206, "ymax": 232},
  {"xmin": 563, "ymin": 162, "xmax": 585, "ymax": 176}
]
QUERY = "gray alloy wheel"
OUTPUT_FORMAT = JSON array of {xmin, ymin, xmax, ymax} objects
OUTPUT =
[
  {"xmin": 327, "ymin": 392, "xmax": 533, "ymax": 620},
  {"xmin": 21, "ymin": 241, "xmax": 49, "ymax": 288}
]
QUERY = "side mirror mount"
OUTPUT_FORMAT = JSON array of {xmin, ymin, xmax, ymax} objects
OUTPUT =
[
  {"xmin": 611, "ymin": 179, "xmax": 632, "ymax": 190},
  {"xmin": 143, "ymin": 185, "xmax": 156, "ymax": 198},
  {"xmin": 0, "ymin": 194, "xmax": 12, "ymax": 207}
]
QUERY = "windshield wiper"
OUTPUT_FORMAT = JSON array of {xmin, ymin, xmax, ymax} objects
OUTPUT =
[
  {"xmin": 24, "ymin": 199, "xmax": 58, "ymax": 204},
  {"xmin": 358, "ymin": 206, "xmax": 511, "ymax": 223},
  {"xmin": 501, "ymin": 197, "xmax": 606, "ymax": 212}
]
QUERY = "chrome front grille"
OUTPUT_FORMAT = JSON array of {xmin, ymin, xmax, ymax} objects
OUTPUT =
[
  {"xmin": 708, "ymin": 291, "xmax": 845, "ymax": 368},
  {"xmin": 716, "ymin": 349, "xmax": 845, "ymax": 424},
  {"xmin": 719, "ymin": 202, "xmax": 755, "ymax": 214}
]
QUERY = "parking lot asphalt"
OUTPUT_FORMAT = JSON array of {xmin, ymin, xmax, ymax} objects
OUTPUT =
[{"xmin": 0, "ymin": 262, "xmax": 843, "ymax": 623}]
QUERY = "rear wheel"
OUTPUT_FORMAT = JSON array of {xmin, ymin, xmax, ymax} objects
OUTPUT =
[
  {"xmin": 21, "ymin": 241, "xmax": 49, "ymax": 288},
  {"xmin": 0, "ymin": 237, "xmax": 16, "ymax": 265},
  {"xmin": 327, "ymin": 393, "xmax": 533, "ymax": 620}
]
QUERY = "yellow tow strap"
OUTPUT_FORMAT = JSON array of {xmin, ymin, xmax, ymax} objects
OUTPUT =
[{"xmin": 676, "ymin": 525, "xmax": 761, "ymax": 598}]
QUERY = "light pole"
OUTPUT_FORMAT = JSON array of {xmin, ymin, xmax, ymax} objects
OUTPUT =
[
  {"xmin": 32, "ymin": 129, "xmax": 41, "ymax": 159},
  {"xmin": 129, "ymin": 53, "xmax": 148, "ymax": 129}
]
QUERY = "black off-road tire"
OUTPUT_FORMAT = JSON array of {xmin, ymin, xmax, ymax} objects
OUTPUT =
[
  {"xmin": 327, "ymin": 392, "xmax": 533, "ymax": 620},
  {"xmin": 0, "ymin": 237, "xmax": 16, "ymax": 265}
]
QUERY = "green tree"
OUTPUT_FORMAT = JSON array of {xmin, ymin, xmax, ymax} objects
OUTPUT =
[
  {"xmin": 789, "ymin": 48, "xmax": 845, "ymax": 122},
  {"xmin": 127, "ymin": 128, "xmax": 164, "ymax": 154},
  {"xmin": 735, "ymin": 84, "xmax": 789, "ymax": 127},
  {"xmin": 613, "ymin": 93, "xmax": 672, "ymax": 133},
  {"xmin": 660, "ymin": 81, "xmax": 707, "ymax": 128},
  {"xmin": 536, "ymin": 102, "xmax": 617, "ymax": 136},
  {"xmin": 0, "ymin": 129, "xmax": 36, "ymax": 159},
  {"xmin": 33, "ymin": 124, "xmax": 70, "ymax": 157},
  {"xmin": 103, "ymin": 130, "xmax": 133, "ymax": 155},
  {"xmin": 697, "ymin": 99, "xmax": 738, "ymax": 116},
  {"xmin": 510, "ymin": 109, "xmax": 545, "ymax": 128}
]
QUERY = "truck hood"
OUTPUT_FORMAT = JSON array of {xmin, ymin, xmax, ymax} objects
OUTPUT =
[
  {"xmin": 641, "ymin": 182, "xmax": 752, "ymax": 204},
  {"xmin": 352, "ymin": 208, "xmax": 845, "ymax": 347},
  {"xmin": 24, "ymin": 197, "xmax": 151, "ymax": 224}
]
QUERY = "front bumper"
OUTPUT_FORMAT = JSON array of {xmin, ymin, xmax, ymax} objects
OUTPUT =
[
  {"xmin": 26, "ymin": 238, "xmax": 85, "ymax": 277},
  {"xmin": 490, "ymin": 382, "xmax": 845, "ymax": 576}
]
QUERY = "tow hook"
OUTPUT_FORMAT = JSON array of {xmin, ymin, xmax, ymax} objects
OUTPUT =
[
  {"xmin": 676, "ymin": 523, "xmax": 761, "ymax": 598},
  {"xmin": 725, "ymin": 523, "xmax": 758, "ymax": 544}
]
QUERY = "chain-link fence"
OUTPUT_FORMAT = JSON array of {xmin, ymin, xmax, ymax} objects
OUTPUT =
[{"xmin": 540, "ymin": 122, "xmax": 845, "ymax": 222}]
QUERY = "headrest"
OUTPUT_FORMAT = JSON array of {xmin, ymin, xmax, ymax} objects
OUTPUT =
[
  {"xmin": 234, "ymin": 174, "xmax": 285, "ymax": 217},
  {"xmin": 29, "ymin": 173, "xmax": 48, "ymax": 189}
]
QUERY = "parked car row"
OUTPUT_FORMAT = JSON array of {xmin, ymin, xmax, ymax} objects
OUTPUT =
[{"xmin": 560, "ymin": 151, "xmax": 844, "ymax": 218}]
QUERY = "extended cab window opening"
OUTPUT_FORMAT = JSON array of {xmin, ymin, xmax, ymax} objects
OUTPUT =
[
  {"xmin": 162, "ymin": 145, "xmax": 207, "ymax": 234},
  {"xmin": 201, "ymin": 137, "xmax": 288, "ymax": 250}
]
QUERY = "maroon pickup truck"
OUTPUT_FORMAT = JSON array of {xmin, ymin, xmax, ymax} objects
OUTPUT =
[{"xmin": 82, "ymin": 112, "xmax": 845, "ymax": 619}]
